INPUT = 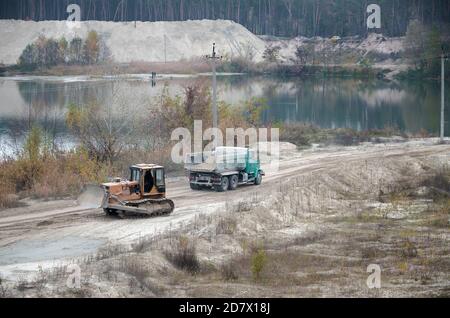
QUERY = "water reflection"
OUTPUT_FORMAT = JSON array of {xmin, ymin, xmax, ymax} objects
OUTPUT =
[
  {"xmin": 0, "ymin": 75, "xmax": 448, "ymax": 151},
  {"xmin": 243, "ymin": 77, "xmax": 448, "ymax": 133}
]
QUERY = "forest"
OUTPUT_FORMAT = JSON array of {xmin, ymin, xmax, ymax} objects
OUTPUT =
[{"xmin": 0, "ymin": 0, "xmax": 449, "ymax": 38}]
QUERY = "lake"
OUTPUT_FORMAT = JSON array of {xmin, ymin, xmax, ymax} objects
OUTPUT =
[{"xmin": 0, "ymin": 74, "xmax": 448, "ymax": 156}]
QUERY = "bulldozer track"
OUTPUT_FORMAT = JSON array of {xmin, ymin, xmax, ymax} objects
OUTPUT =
[{"xmin": 107, "ymin": 198, "xmax": 175, "ymax": 219}]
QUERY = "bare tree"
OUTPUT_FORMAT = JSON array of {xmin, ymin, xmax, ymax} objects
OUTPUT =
[
  {"xmin": 262, "ymin": 44, "xmax": 281, "ymax": 64},
  {"xmin": 66, "ymin": 80, "xmax": 141, "ymax": 163}
]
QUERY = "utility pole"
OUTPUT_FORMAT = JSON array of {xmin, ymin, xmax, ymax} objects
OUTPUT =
[
  {"xmin": 441, "ymin": 49, "xmax": 445, "ymax": 142},
  {"xmin": 164, "ymin": 35, "xmax": 167, "ymax": 64},
  {"xmin": 206, "ymin": 43, "xmax": 222, "ymax": 129}
]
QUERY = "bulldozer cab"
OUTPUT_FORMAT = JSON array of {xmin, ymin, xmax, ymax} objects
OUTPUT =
[{"xmin": 130, "ymin": 164, "xmax": 166, "ymax": 197}]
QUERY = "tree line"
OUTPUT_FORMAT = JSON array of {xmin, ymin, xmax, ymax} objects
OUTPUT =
[
  {"xmin": 1, "ymin": 0, "xmax": 449, "ymax": 37},
  {"xmin": 403, "ymin": 20, "xmax": 449, "ymax": 78},
  {"xmin": 18, "ymin": 30, "xmax": 109, "ymax": 68}
]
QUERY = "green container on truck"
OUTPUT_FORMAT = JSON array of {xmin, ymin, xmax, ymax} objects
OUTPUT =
[{"xmin": 184, "ymin": 147, "xmax": 265, "ymax": 192}]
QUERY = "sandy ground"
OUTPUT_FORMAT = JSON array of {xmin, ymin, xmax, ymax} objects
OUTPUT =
[{"xmin": 0, "ymin": 139, "xmax": 448, "ymax": 286}]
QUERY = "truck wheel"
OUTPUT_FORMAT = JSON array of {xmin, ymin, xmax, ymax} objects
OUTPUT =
[
  {"xmin": 254, "ymin": 172, "xmax": 262, "ymax": 185},
  {"xmin": 104, "ymin": 209, "xmax": 118, "ymax": 217},
  {"xmin": 190, "ymin": 183, "xmax": 200, "ymax": 190},
  {"xmin": 229, "ymin": 175, "xmax": 239, "ymax": 190},
  {"xmin": 215, "ymin": 177, "xmax": 229, "ymax": 192}
]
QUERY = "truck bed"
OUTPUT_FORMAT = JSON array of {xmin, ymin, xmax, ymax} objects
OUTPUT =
[
  {"xmin": 184, "ymin": 148, "xmax": 248, "ymax": 174},
  {"xmin": 184, "ymin": 161, "xmax": 246, "ymax": 174}
]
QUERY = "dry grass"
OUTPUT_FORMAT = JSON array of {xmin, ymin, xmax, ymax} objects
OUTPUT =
[
  {"xmin": 0, "ymin": 182, "xmax": 19, "ymax": 209},
  {"xmin": 361, "ymin": 246, "xmax": 386, "ymax": 260},
  {"xmin": 164, "ymin": 236, "xmax": 201, "ymax": 275},
  {"xmin": 27, "ymin": 60, "xmax": 211, "ymax": 76},
  {"xmin": 118, "ymin": 255, "xmax": 149, "ymax": 282},
  {"xmin": 216, "ymin": 216, "xmax": 238, "ymax": 235},
  {"xmin": 399, "ymin": 239, "xmax": 419, "ymax": 259},
  {"xmin": 220, "ymin": 262, "xmax": 239, "ymax": 282},
  {"xmin": 422, "ymin": 168, "xmax": 450, "ymax": 193},
  {"xmin": 0, "ymin": 148, "xmax": 107, "ymax": 207},
  {"xmin": 0, "ymin": 276, "xmax": 10, "ymax": 298},
  {"xmin": 117, "ymin": 255, "xmax": 165, "ymax": 295}
]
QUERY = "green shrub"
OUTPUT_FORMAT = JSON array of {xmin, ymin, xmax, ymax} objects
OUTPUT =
[{"xmin": 251, "ymin": 249, "xmax": 267, "ymax": 281}]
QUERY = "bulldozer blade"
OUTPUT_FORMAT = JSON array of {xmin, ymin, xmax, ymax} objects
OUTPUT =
[{"xmin": 77, "ymin": 184, "xmax": 106, "ymax": 209}]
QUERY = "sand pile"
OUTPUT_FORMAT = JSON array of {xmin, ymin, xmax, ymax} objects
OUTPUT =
[{"xmin": 0, "ymin": 19, "xmax": 266, "ymax": 65}]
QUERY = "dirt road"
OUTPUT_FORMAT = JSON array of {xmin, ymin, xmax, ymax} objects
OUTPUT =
[{"xmin": 0, "ymin": 139, "xmax": 449, "ymax": 279}]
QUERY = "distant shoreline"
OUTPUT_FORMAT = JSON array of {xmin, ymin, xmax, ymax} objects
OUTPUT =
[{"xmin": 0, "ymin": 62, "xmax": 438, "ymax": 82}]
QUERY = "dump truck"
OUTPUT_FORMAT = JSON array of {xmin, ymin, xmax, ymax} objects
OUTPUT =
[
  {"xmin": 94, "ymin": 164, "xmax": 174, "ymax": 218},
  {"xmin": 185, "ymin": 147, "xmax": 265, "ymax": 192}
]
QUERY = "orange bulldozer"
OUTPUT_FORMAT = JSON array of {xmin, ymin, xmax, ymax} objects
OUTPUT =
[{"xmin": 78, "ymin": 164, "xmax": 175, "ymax": 218}]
